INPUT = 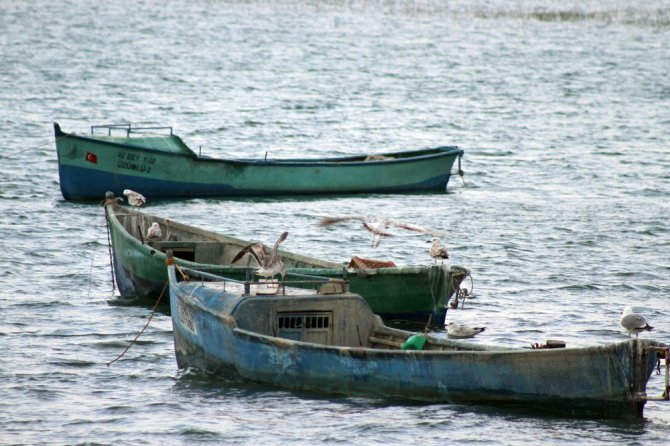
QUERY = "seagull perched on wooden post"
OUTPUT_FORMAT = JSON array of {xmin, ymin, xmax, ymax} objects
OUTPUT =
[
  {"xmin": 123, "ymin": 189, "xmax": 146, "ymax": 209},
  {"xmin": 429, "ymin": 237, "xmax": 449, "ymax": 263},
  {"xmin": 317, "ymin": 215, "xmax": 445, "ymax": 248},
  {"xmin": 620, "ymin": 307, "xmax": 653, "ymax": 339},
  {"xmin": 232, "ymin": 232, "xmax": 289, "ymax": 285}
]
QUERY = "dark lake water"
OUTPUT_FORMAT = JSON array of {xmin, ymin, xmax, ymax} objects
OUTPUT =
[{"xmin": 1, "ymin": 0, "xmax": 669, "ymax": 444}]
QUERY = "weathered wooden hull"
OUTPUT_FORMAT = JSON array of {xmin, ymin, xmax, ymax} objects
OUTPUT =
[
  {"xmin": 55, "ymin": 123, "xmax": 464, "ymax": 200},
  {"xmin": 168, "ymin": 265, "xmax": 665, "ymax": 418},
  {"xmin": 105, "ymin": 203, "xmax": 467, "ymax": 324}
]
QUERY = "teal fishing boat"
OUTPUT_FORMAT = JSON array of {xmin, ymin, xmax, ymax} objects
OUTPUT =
[
  {"xmin": 55, "ymin": 123, "xmax": 464, "ymax": 200},
  {"xmin": 167, "ymin": 260, "xmax": 670, "ymax": 418},
  {"xmin": 104, "ymin": 198, "xmax": 469, "ymax": 325}
]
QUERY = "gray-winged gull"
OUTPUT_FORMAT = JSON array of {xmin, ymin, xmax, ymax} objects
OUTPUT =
[
  {"xmin": 318, "ymin": 215, "xmax": 445, "ymax": 248},
  {"xmin": 232, "ymin": 231, "xmax": 289, "ymax": 284},
  {"xmin": 146, "ymin": 222, "xmax": 162, "ymax": 240},
  {"xmin": 123, "ymin": 189, "xmax": 146, "ymax": 208},
  {"xmin": 429, "ymin": 237, "xmax": 449, "ymax": 263},
  {"xmin": 619, "ymin": 306, "xmax": 653, "ymax": 339},
  {"xmin": 446, "ymin": 322, "xmax": 486, "ymax": 339}
]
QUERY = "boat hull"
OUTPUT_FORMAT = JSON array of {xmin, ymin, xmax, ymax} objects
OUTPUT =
[
  {"xmin": 106, "ymin": 204, "xmax": 464, "ymax": 324},
  {"xmin": 168, "ymin": 268, "xmax": 663, "ymax": 418},
  {"xmin": 55, "ymin": 123, "xmax": 464, "ymax": 199}
]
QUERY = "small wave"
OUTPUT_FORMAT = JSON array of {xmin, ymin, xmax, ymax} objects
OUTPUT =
[
  {"xmin": 289, "ymin": 1, "xmax": 670, "ymax": 27},
  {"xmin": 178, "ymin": 428, "xmax": 222, "ymax": 439},
  {"xmin": 496, "ymin": 8, "xmax": 670, "ymax": 27},
  {"xmin": 48, "ymin": 359, "xmax": 97, "ymax": 368}
]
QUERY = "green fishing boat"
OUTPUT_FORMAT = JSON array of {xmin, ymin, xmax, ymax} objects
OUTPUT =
[
  {"xmin": 55, "ymin": 123, "xmax": 464, "ymax": 200},
  {"xmin": 103, "ymin": 197, "xmax": 469, "ymax": 325}
]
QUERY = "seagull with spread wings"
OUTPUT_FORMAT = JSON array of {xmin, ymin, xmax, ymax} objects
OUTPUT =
[
  {"xmin": 317, "ymin": 215, "xmax": 445, "ymax": 247},
  {"xmin": 232, "ymin": 231, "xmax": 289, "ymax": 283}
]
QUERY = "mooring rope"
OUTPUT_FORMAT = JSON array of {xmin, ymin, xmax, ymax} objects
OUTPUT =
[
  {"xmin": 427, "ymin": 265, "xmax": 439, "ymax": 314},
  {"xmin": 87, "ymin": 222, "xmax": 105, "ymax": 298},
  {"xmin": 457, "ymin": 155, "xmax": 466, "ymax": 187},
  {"xmin": 107, "ymin": 280, "xmax": 168, "ymax": 366},
  {"xmin": 103, "ymin": 206, "xmax": 117, "ymax": 294},
  {"xmin": 25, "ymin": 137, "xmax": 61, "ymax": 152}
]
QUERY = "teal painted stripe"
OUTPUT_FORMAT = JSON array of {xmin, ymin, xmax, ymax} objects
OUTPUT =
[{"xmin": 58, "ymin": 164, "xmax": 452, "ymax": 200}]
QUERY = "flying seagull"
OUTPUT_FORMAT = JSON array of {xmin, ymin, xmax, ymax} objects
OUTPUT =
[
  {"xmin": 318, "ymin": 215, "xmax": 445, "ymax": 247},
  {"xmin": 446, "ymin": 322, "xmax": 486, "ymax": 339},
  {"xmin": 619, "ymin": 306, "xmax": 653, "ymax": 339},
  {"xmin": 429, "ymin": 237, "xmax": 449, "ymax": 263},
  {"xmin": 232, "ymin": 231, "xmax": 289, "ymax": 284},
  {"xmin": 146, "ymin": 222, "xmax": 162, "ymax": 241},
  {"xmin": 123, "ymin": 189, "xmax": 146, "ymax": 209}
]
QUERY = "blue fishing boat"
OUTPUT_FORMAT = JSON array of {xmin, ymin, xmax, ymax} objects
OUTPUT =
[
  {"xmin": 167, "ymin": 258, "xmax": 670, "ymax": 418},
  {"xmin": 54, "ymin": 123, "xmax": 464, "ymax": 200}
]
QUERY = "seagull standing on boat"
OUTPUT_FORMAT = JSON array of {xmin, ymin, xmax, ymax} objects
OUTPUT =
[
  {"xmin": 429, "ymin": 237, "xmax": 449, "ymax": 264},
  {"xmin": 318, "ymin": 215, "xmax": 444, "ymax": 248},
  {"xmin": 123, "ymin": 189, "xmax": 146, "ymax": 209},
  {"xmin": 446, "ymin": 322, "xmax": 486, "ymax": 339},
  {"xmin": 619, "ymin": 307, "xmax": 653, "ymax": 339},
  {"xmin": 146, "ymin": 222, "xmax": 162, "ymax": 241},
  {"xmin": 232, "ymin": 232, "xmax": 289, "ymax": 284}
]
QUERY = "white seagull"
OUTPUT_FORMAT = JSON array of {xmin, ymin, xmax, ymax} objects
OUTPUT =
[
  {"xmin": 619, "ymin": 307, "xmax": 653, "ymax": 339},
  {"xmin": 232, "ymin": 232, "xmax": 289, "ymax": 283},
  {"xmin": 123, "ymin": 189, "xmax": 146, "ymax": 209},
  {"xmin": 146, "ymin": 222, "xmax": 162, "ymax": 241},
  {"xmin": 318, "ymin": 215, "xmax": 445, "ymax": 248},
  {"xmin": 446, "ymin": 322, "xmax": 486, "ymax": 339},
  {"xmin": 429, "ymin": 237, "xmax": 449, "ymax": 263}
]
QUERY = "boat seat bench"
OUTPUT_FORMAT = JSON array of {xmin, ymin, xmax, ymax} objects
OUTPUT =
[
  {"xmin": 149, "ymin": 240, "xmax": 227, "ymax": 264},
  {"xmin": 368, "ymin": 328, "xmax": 406, "ymax": 350},
  {"xmin": 369, "ymin": 335, "xmax": 404, "ymax": 349},
  {"xmin": 149, "ymin": 240, "xmax": 214, "ymax": 249},
  {"xmin": 368, "ymin": 328, "xmax": 460, "ymax": 351}
]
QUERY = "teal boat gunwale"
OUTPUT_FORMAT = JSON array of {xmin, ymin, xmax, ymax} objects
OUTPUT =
[{"xmin": 55, "ymin": 123, "xmax": 463, "ymax": 166}]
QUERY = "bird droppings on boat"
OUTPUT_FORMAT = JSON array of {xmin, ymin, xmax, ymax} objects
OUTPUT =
[
  {"xmin": 620, "ymin": 307, "xmax": 653, "ymax": 339},
  {"xmin": 317, "ymin": 215, "xmax": 445, "ymax": 247}
]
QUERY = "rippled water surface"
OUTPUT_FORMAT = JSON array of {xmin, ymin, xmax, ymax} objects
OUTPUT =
[{"xmin": 1, "ymin": 0, "xmax": 669, "ymax": 444}]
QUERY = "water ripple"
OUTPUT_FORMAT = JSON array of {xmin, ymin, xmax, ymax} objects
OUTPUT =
[{"xmin": 1, "ymin": 0, "xmax": 669, "ymax": 444}]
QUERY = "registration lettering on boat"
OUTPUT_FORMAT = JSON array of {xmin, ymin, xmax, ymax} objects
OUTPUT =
[
  {"xmin": 176, "ymin": 300, "xmax": 196, "ymax": 334},
  {"xmin": 116, "ymin": 151, "xmax": 155, "ymax": 174}
]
